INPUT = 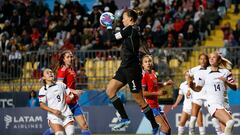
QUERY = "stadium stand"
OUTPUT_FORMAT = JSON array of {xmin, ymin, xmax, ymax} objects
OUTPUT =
[{"xmin": 0, "ymin": 0, "xmax": 239, "ymax": 97}]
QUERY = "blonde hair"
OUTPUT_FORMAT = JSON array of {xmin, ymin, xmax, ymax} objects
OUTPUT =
[
  {"xmin": 211, "ymin": 52, "xmax": 232, "ymax": 70},
  {"xmin": 219, "ymin": 56, "xmax": 232, "ymax": 70},
  {"xmin": 142, "ymin": 55, "xmax": 153, "ymax": 63}
]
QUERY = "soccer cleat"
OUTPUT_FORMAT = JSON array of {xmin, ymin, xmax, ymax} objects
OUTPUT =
[
  {"xmin": 113, "ymin": 119, "xmax": 131, "ymax": 130},
  {"xmin": 153, "ymin": 126, "xmax": 160, "ymax": 135}
]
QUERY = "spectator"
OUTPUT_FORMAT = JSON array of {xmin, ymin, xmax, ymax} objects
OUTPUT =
[
  {"xmin": 195, "ymin": 13, "xmax": 209, "ymax": 40},
  {"xmin": 0, "ymin": 50, "xmax": 9, "ymax": 78},
  {"xmin": 41, "ymin": 9, "xmax": 52, "ymax": 32},
  {"xmin": 76, "ymin": 68, "xmax": 88, "ymax": 89},
  {"xmin": 2, "ymin": 20, "xmax": 12, "ymax": 36},
  {"xmin": 69, "ymin": 28, "xmax": 81, "ymax": 48},
  {"xmin": 204, "ymin": 4, "xmax": 221, "ymax": 29},
  {"xmin": 8, "ymin": 45, "xmax": 22, "ymax": 78},
  {"xmin": 80, "ymin": 38, "xmax": 93, "ymax": 51},
  {"xmin": 31, "ymin": 27, "xmax": 41, "ymax": 43},
  {"xmin": 194, "ymin": 5, "xmax": 204, "ymax": 23},
  {"xmin": 10, "ymin": 9, "xmax": 22, "ymax": 34},
  {"xmin": 27, "ymin": 90, "xmax": 40, "ymax": 108},
  {"xmin": 152, "ymin": 23, "xmax": 166, "ymax": 48},
  {"xmin": 142, "ymin": 25, "xmax": 153, "ymax": 40},
  {"xmin": 19, "ymin": 29, "xmax": 31, "ymax": 51},
  {"xmin": 1, "ymin": 0, "xmax": 14, "ymax": 21},
  {"xmin": 233, "ymin": 21, "xmax": 240, "ymax": 44},
  {"xmin": 184, "ymin": 24, "xmax": 199, "ymax": 47},
  {"xmin": 173, "ymin": 16, "xmax": 185, "ymax": 33},
  {"xmin": 89, "ymin": 3, "xmax": 101, "ymax": 28},
  {"xmin": 137, "ymin": 0, "xmax": 150, "ymax": 12},
  {"xmin": 221, "ymin": 22, "xmax": 233, "ymax": 46},
  {"xmin": 177, "ymin": 33, "xmax": 187, "ymax": 48},
  {"xmin": 0, "ymin": 33, "xmax": 9, "ymax": 54},
  {"xmin": 164, "ymin": 33, "xmax": 176, "ymax": 48}
]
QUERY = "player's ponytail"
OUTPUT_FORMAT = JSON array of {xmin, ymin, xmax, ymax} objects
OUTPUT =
[
  {"xmin": 219, "ymin": 56, "xmax": 232, "ymax": 70},
  {"xmin": 134, "ymin": 9, "xmax": 144, "ymax": 16},
  {"xmin": 41, "ymin": 69, "xmax": 47, "ymax": 90},
  {"xmin": 212, "ymin": 52, "xmax": 232, "ymax": 70}
]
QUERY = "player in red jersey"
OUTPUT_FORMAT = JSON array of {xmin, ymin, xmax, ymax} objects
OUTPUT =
[
  {"xmin": 43, "ymin": 50, "xmax": 91, "ymax": 135},
  {"xmin": 57, "ymin": 50, "xmax": 91, "ymax": 135},
  {"xmin": 141, "ymin": 55, "xmax": 173, "ymax": 135}
]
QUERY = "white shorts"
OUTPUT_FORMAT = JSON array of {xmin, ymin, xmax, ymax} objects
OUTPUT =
[
  {"xmin": 191, "ymin": 90, "xmax": 206, "ymax": 100},
  {"xmin": 192, "ymin": 98, "xmax": 206, "ymax": 107},
  {"xmin": 206, "ymin": 103, "xmax": 226, "ymax": 116},
  {"xmin": 48, "ymin": 115, "xmax": 74, "ymax": 127},
  {"xmin": 183, "ymin": 105, "xmax": 192, "ymax": 115},
  {"xmin": 182, "ymin": 101, "xmax": 192, "ymax": 115}
]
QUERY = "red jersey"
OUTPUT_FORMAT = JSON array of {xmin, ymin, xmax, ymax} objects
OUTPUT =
[
  {"xmin": 57, "ymin": 66, "xmax": 78, "ymax": 105},
  {"xmin": 142, "ymin": 70, "xmax": 159, "ymax": 108}
]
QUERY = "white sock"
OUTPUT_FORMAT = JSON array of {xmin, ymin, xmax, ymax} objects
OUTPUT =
[
  {"xmin": 224, "ymin": 120, "xmax": 234, "ymax": 135},
  {"xmin": 199, "ymin": 126, "xmax": 206, "ymax": 135},
  {"xmin": 189, "ymin": 116, "xmax": 197, "ymax": 135},
  {"xmin": 178, "ymin": 126, "xmax": 184, "ymax": 135},
  {"xmin": 65, "ymin": 125, "xmax": 74, "ymax": 135},
  {"xmin": 212, "ymin": 118, "xmax": 223, "ymax": 135},
  {"xmin": 55, "ymin": 131, "xmax": 65, "ymax": 135}
]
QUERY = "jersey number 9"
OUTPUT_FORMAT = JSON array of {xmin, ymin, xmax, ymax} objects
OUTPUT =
[{"xmin": 57, "ymin": 95, "xmax": 61, "ymax": 102}]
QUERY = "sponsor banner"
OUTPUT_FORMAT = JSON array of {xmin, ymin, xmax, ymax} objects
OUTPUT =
[
  {"xmin": 0, "ymin": 107, "xmax": 48, "ymax": 134},
  {"xmin": 0, "ymin": 104, "xmax": 240, "ymax": 134},
  {"xmin": 0, "ymin": 92, "xmax": 29, "ymax": 108},
  {"xmin": 82, "ymin": 103, "xmax": 143, "ymax": 134}
]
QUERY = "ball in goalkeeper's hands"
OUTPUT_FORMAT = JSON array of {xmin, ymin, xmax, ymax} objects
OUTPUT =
[{"xmin": 99, "ymin": 12, "xmax": 115, "ymax": 29}]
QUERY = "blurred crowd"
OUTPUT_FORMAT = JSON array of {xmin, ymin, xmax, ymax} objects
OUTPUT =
[{"xmin": 0, "ymin": 0, "xmax": 239, "ymax": 79}]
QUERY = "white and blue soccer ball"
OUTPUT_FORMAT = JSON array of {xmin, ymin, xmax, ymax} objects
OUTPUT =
[{"xmin": 99, "ymin": 12, "xmax": 115, "ymax": 27}]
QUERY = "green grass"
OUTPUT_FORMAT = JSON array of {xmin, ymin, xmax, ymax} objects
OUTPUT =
[{"xmin": 90, "ymin": 134, "xmax": 215, "ymax": 135}]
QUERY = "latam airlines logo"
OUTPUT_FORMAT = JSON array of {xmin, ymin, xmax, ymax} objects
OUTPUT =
[
  {"xmin": 4, "ymin": 114, "xmax": 43, "ymax": 129},
  {"xmin": 4, "ymin": 115, "xmax": 12, "ymax": 129}
]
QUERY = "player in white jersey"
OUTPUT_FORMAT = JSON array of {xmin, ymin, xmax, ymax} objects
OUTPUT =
[
  {"xmin": 39, "ymin": 68, "xmax": 77, "ymax": 135},
  {"xmin": 188, "ymin": 52, "xmax": 237, "ymax": 135},
  {"xmin": 172, "ymin": 71, "xmax": 204, "ymax": 135},
  {"xmin": 188, "ymin": 53, "xmax": 209, "ymax": 135}
]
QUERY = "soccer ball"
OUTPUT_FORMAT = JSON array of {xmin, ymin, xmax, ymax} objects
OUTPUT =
[{"xmin": 99, "ymin": 12, "xmax": 115, "ymax": 27}]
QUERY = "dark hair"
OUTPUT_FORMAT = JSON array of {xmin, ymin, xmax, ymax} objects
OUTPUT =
[
  {"xmin": 59, "ymin": 50, "xmax": 72, "ymax": 66},
  {"xmin": 123, "ymin": 9, "xmax": 143, "ymax": 22},
  {"xmin": 29, "ymin": 90, "xmax": 37, "ymax": 98},
  {"xmin": 199, "ymin": 53, "xmax": 210, "ymax": 67},
  {"xmin": 53, "ymin": 50, "xmax": 72, "ymax": 74}
]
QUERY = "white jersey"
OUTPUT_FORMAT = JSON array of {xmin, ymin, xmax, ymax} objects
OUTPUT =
[
  {"xmin": 38, "ymin": 82, "xmax": 73, "ymax": 118},
  {"xmin": 179, "ymin": 81, "xmax": 193, "ymax": 108},
  {"xmin": 196, "ymin": 68, "xmax": 235, "ymax": 105},
  {"xmin": 189, "ymin": 65, "xmax": 207, "ymax": 100}
]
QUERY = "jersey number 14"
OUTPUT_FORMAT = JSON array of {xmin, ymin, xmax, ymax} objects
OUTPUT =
[{"xmin": 214, "ymin": 84, "xmax": 221, "ymax": 91}]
